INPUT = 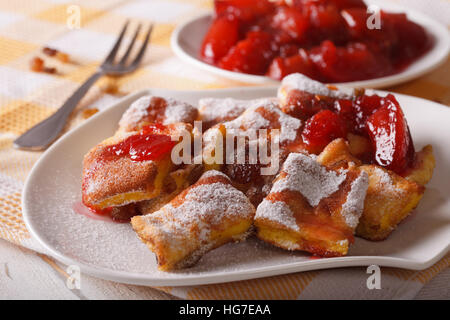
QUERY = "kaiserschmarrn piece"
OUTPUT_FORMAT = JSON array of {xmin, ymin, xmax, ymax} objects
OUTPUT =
[
  {"xmin": 317, "ymin": 138, "xmax": 433, "ymax": 241},
  {"xmin": 82, "ymin": 123, "xmax": 192, "ymax": 210},
  {"xmin": 79, "ymin": 73, "xmax": 436, "ymax": 271},
  {"xmin": 118, "ymin": 95, "xmax": 198, "ymax": 132},
  {"xmin": 222, "ymin": 99, "xmax": 302, "ymax": 146},
  {"xmin": 131, "ymin": 170, "xmax": 255, "ymax": 271},
  {"xmin": 255, "ymin": 152, "xmax": 369, "ymax": 257},
  {"xmin": 356, "ymin": 165, "xmax": 425, "ymax": 241},
  {"xmin": 278, "ymin": 73, "xmax": 354, "ymax": 120},
  {"xmin": 137, "ymin": 164, "xmax": 204, "ymax": 216},
  {"xmin": 202, "ymin": 99, "xmax": 302, "ymax": 206},
  {"xmin": 198, "ymin": 97, "xmax": 278, "ymax": 129},
  {"xmin": 404, "ymin": 145, "xmax": 435, "ymax": 186},
  {"xmin": 316, "ymin": 138, "xmax": 361, "ymax": 170}
]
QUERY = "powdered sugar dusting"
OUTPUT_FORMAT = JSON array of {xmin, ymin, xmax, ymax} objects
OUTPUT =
[
  {"xmin": 199, "ymin": 97, "xmax": 277, "ymax": 123},
  {"xmin": 119, "ymin": 96, "xmax": 151, "ymax": 129},
  {"xmin": 118, "ymin": 95, "xmax": 196, "ymax": 129},
  {"xmin": 224, "ymin": 102, "xmax": 301, "ymax": 144},
  {"xmin": 162, "ymin": 97, "xmax": 196, "ymax": 125},
  {"xmin": 256, "ymin": 199, "xmax": 299, "ymax": 231},
  {"xmin": 341, "ymin": 171, "xmax": 369, "ymax": 229},
  {"xmin": 142, "ymin": 171, "xmax": 254, "ymax": 245},
  {"xmin": 272, "ymin": 153, "xmax": 347, "ymax": 206},
  {"xmin": 279, "ymin": 73, "xmax": 352, "ymax": 99},
  {"xmin": 271, "ymin": 105, "xmax": 302, "ymax": 143},
  {"xmin": 373, "ymin": 167, "xmax": 398, "ymax": 193},
  {"xmin": 224, "ymin": 104, "xmax": 271, "ymax": 132},
  {"xmin": 200, "ymin": 169, "xmax": 229, "ymax": 180},
  {"xmin": 163, "ymin": 182, "xmax": 253, "ymax": 229}
]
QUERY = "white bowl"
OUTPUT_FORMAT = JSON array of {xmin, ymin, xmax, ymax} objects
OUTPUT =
[
  {"xmin": 23, "ymin": 87, "xmax": 450, "ymax": 286},
  {"xmin": 171, "ymin": 0, "xmax": 450, "ymax": 88}
]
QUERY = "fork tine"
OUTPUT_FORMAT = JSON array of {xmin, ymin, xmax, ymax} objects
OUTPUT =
[
  {"xmin": 119, "ymin": 23, "xmax": 142, "ymax": 65},
  {"xmin": 129, "ymin": 24, "xmax": 154, "ymax": 69},
  {"xmin": 102, "ymin": 20, "xmax": 129, "ymax": 66}
]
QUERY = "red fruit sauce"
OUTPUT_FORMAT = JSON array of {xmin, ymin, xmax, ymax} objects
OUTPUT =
[
  {"xmin": 292, "ymin": 91, "xmax": 414, "ymax": 174},
  {"xmin": 302, "ymin": 109, "xmax": 347, "ymax": 154},
  {"xmin": 99, "ymin": 124, "xmax": 177, "ymax": 163},
  {"xmin": 81, "ymin": 124, "xmax": 177, "ymax": 221},
  {"xmin": 73, "ymin": 201, "xmax": 117, "ymax": 223},
  {"xmin": 73, "ymin": 201, "xmax": 137, "ymax": 223},
  {"xmin": 200, "ymin": 0, "xmax": 433, "ymax": 82},
  {"xmin": 365, "ymin": 94, "xmax": 415, "ymax": 173}
]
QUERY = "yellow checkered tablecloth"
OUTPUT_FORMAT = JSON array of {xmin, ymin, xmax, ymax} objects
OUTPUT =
[{"xmin": 0, "ymin": 0, "xmax": 448, "ymax": 299}]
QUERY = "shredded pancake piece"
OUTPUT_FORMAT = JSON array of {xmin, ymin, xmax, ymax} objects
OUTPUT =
[
  {"xmin": 131, "ymin": 170, "xmax": 255, "ymax": 271},
  {"xmin": 255, "ymin": 152, "xmax": 368, "ymax": 256}
]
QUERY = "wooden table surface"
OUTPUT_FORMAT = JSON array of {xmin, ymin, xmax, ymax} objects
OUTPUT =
[{"xmin": 0, "ymin": 239, "xmax": 448, "ymax": 300}]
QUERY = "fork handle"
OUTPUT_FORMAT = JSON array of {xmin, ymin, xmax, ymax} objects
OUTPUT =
[{"xmin": 13, "ymin": 71, "xmax": 104, "ymax": 150}]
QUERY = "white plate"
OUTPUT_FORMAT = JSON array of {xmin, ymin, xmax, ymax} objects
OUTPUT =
[
  {"xmin": 23, "ymin": 87, "xmax": 450, "ymax": 286},
  {"xmin": 171, "ymin": 0, "xmax": 450, "ymax": 88}
]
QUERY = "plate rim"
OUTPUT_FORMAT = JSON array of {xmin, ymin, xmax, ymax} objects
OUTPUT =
[
  {"xmin": 171, "ymin": 0, "xmax": 450, "ymax": 88},
  {"xmin": 22, "ymin": 87, "xmax": 450, "ymax": 287}
]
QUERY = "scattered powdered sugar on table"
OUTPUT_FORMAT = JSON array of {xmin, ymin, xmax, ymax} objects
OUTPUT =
[
  {"xmin": 271, "ymin": 153, "xmax": 347, "ymax": 207},
  {"xmin": 256, "ymin": 199, "xmax": 299, "ymax": 231},
  {"xmin": 279, "ymin": 73, "xmax": 352, "ymax": 99},
  {"xmin": 341, "ymin": 171, "xmax": 369, "ymax": 229}
]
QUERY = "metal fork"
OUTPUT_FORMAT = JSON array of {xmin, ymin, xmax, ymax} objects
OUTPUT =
[{"xmin": 13, "ymin": 21, "xmax": 154, "ymax": 150}]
